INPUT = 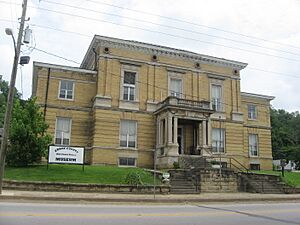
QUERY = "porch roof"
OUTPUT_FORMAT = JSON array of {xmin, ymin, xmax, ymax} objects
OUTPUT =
[{"xmin": 154, "ymin": 96, "xmax": 215, "ymax": 115}]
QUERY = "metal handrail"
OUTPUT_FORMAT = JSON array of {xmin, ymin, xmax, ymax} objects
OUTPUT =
[{"xmin": 228, "ymin": 157, "xmax": 250, "ymax": 173}]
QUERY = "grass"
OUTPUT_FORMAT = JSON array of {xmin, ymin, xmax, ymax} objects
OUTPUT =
[
  {"xmin": 251, "ymin": 170, "xmax": 300, "ymax": 187},
  {"xmin": 4, "ymin": 164, "xmax": 160, "ymax": 185}
]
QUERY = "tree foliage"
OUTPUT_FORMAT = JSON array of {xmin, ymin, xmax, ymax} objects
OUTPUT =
[
  {"xmin": 6, "ymin": 98, "xmax": 52, "ymax": 167},
  {"xmin": 271, "ymin": 108, "xmax": 300, "ymax": 169},
  {"xmin": 0, "ymin": 78, "xmax": 21, "ymax": 127}
]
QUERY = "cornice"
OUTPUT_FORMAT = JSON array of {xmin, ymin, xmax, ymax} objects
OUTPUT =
[
  {"xmin": 81, "ymin": 35, "xmax": 248, "ymax": 71},
  {"xmin": 241, "ymin": 92, "xmax": 275, "ymax": 101},
  {"xmin": 34, "ymin": 61, "xmax": 97, "ymax": 75}
]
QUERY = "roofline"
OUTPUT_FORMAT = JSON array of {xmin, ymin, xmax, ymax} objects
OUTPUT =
[
  {"xmin": 241, "ymin": 92, "xmax": 275, "ymax": 101},
  {"xmin": 81, "ymin": 35, "xmax": 248, "ymax": 70},
  {"xmin": 34, "ymin": 61, "xmax": 97, "ymax": 74}
]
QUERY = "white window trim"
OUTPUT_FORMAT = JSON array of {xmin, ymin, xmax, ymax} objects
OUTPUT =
[
  {"xmin": 58, "ymin": 79, "xmax": 75, "ymax": 101},
  {"xmin": 168, "ymin": 72, "xmax": 183, "ymax": 98},
  {"xmin": 249, "ymin": 134, "xmax": 259, "ymax": 157},
  {"xmin": 120, "ymin": 65, "xmax": 139, "ymax": 101},
  {"xmin": 210, "ymin": 83, "xmax": 224, "ymax": 112},
  {"xmin": 54, "ymin": 117, "xmax": 72, "ymax": 146},
  {"xmin": 248, "ymin": 104, "xmax": 257, "ymax": 120},
  {"xmin": 212, "ymin": 128, "xmax": 226, "ymax": 154},
  {"xmin": 119, "ymin": 120, "xmax": 138, "ymax": 149}
]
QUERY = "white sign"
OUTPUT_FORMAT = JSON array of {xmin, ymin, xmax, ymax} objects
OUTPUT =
[{"xmin": 48, "ymin": 146, "xmax": 84, "ymax": 164}]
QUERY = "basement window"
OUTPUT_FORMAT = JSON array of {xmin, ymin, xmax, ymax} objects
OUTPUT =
[
  {"xmin": 119, "ymin": 157, "xmax": 136, "ymax": 167},
  {"xmin": 250, "ymin": 164, "xmax": 260, "ymax": 171}
]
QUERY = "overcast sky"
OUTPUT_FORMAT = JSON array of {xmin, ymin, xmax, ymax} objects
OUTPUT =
[{"xmin": 0, "ymin": 0, "xmax": 299, "ymax": 111}]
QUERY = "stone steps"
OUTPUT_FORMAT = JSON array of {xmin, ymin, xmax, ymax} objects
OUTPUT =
[
  {"xmin": 169, "ymin": 170, "xmax": 198, "ymax": 194},
  {"xmin": 239, "ymin": 172, "xmax": 286, "ymax": 194}
]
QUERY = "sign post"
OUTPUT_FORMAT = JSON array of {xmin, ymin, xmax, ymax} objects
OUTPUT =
[{"xmin": 48, "ymin": 146, "xmax": 85, "ymax": 171}]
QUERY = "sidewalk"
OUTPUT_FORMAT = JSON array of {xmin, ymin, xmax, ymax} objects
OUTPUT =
[{"xmin": 1, "ymin": 190, "xmax": 300, "ymax": 203}]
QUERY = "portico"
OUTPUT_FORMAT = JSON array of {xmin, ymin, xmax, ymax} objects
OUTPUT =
[{"xmin": 154, "ymin": 96, "xmax": 215, "ymax": 168}]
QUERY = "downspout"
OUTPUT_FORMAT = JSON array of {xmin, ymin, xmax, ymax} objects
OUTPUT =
[{"xmin": 43, "ymin": 67, "xmax": 51, "ymax": 118}]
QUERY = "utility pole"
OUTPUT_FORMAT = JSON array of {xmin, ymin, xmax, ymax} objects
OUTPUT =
[{"xmin": 0, "ymin": 0, "xmax": 28, "ymax": 194}]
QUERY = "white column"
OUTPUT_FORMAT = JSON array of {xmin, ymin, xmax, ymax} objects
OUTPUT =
[
  {"xmin": 173, "ymin": 117, "xmax": 178, "ymax": 144},
  {"xmin": 167, "ymin": 113, "xmax": 173, "ymax": 144},
  {"xmin": 199, "ymin": 120, "xmax": 207, "ymax": 146},
  {"xmin": 164, "ymin": 118, "xmax": 167, "ymax": 145},
  {"xmin": 207, "ymin": 118, "xmax": 212, "ymax": 146}
]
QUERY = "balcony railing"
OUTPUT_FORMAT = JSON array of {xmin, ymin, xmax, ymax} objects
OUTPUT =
[{"xmin": 158, "ymin": 96, "xmax": 211, "ymax": 111}]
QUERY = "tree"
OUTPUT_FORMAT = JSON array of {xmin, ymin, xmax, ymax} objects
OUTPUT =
[
  {"xmin": 0, "ymin": 78, "xmax": 21, "ymax": 127},
  {"xmin": 6, "ymin": 98, "xmax": 52, "ymax": 167},
  {"xmin": 271, "ymin": 108, "xmax": 300, "ymax": 168}
]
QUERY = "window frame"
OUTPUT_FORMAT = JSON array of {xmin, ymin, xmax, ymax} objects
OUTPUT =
[
  {"xmin": 119, "ymin": 120, "xmax": 137, "ymax": 149},
  {"xmin": 212, "ymin": 128, "xmax": 225, "ymax": 153},
  {"xmin": 55, "ymin": 117, "xmax": 72, "ymax": 146},
  {"xmin": 170, "ymin": 77, "xmax": 183, "ymax": 98},
  {"xmin": 120, "ymin": 65, "xmax": 139, "ymax": 102},
  {"xmin": 248, "ymin": 104, "xmax": 257, "ymax": 120},
  {"xmin": 168, "ymin": 72, "xmax": 184, "ymax": 98},
  {"xmin": 123, "ymin": 71, "xmax": 136, "ymax": 101},
  {"xmin": 58, "ymin": 80, "xmax": 75, "ymax": 101},
  {"xmin": 118, "ymin": 157, "xmax": 137, "ymax": 167},
  {"xmin": 211, "ymin": 84, "xmax": 223, "ymax": 112},
  {"xmin": 249, "ymin": 133, "xmax": 259, "ymax": 157}
]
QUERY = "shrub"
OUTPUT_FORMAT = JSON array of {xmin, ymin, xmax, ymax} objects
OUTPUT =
[
  {"xmin": 173, "ymin": 161, "xmax": 180, "ymax": 169},
  {"xmin": 124, "ymin": 171, "xmax": 144, "ymax": 186}
]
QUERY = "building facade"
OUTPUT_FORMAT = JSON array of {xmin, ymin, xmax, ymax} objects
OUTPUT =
[{"xmin": 32, "ymin": 35, "xmax": 274, "ymax": 170}]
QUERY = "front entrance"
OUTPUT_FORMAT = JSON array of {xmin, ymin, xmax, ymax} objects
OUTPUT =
[{"xmin": 177, "ymin": 126, "xmax": 184, "ymax": 154}]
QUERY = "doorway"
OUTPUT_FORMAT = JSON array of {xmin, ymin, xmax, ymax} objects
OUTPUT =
[{"xmin": 177, "ymin": 126, "xmax": 184, "ymax": 154}]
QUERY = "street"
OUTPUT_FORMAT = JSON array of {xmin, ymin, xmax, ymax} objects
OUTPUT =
[{"xmin": 0, "ymin": 201, "xmax": 300, "ymax": 225}]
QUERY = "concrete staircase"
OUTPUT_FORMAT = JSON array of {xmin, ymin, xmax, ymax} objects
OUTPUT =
[
  {"xmin": 169, "ymin": 170, "xmax": 199, "ymax": 194},
  {"xmin": 239, "ymin": 172, "xmax": 287, "ymax": 194}
]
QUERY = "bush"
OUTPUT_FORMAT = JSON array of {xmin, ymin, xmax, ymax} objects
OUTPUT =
[
  {"xmin": 173, "ymin": 161, "xmax": 180, "ymax": 169},
  {"xmin": 6, "ymin": 98, "xmax": 52, "ymax": 167},
  {"xmin": 124, "ymin": 171, "xmax": 144, "ymax": 186}
]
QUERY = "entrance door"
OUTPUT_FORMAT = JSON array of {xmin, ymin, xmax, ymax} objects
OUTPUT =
[{"xmin": 177, "ymin": 126, "xmax": 184, "ymax": 154}]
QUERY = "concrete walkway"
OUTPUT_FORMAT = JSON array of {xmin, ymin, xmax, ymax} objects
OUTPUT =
[{"xmin": 1, "ymin": 190, "xmax": 300, "ymax": 203}]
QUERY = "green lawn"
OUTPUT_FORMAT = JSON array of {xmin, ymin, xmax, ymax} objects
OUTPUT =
[
  {"xmin": 252, "ymin": 170, "xmax": 300, "ymax": 187},
  {"xmin": 4, "ymin": 164, "xmax": 159, "ymax": 185}
]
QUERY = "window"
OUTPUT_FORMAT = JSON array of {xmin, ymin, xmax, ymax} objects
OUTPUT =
[
  {"xmin": 59, "ymin": 80, "xmax": 74, "ymax": 100},
  {"xmin": 248, "ymin": 105, "xmax": 257, "ymax": 119},
  {"xmin": 119, "ymin": 157, "xmax": 136, "ymax": 166},
  {"xmin": 249, "ymin": 134, "xmax": 258, "ymax": 156},
  {"xmin": 55, "ymin": 117, "xmax": 71, "ymax": 145},
  {"xmin": 120, "ymin": 120, "xmax": 137, "ymax": 148},
  {"xmin": 250, "ymin": 164, "xmax": 260, "ymax": 170},
  {"xmin": 123, "ymin": 71, "xmax": 136, "ymax": 101},
  {"xmin": 211, "ymin": 84, "xmax": 222, "ymax": 111},
  {"xmin": 170, "ymin": 78, "xmax": 182, "ymax": 98},
  {"xmin": 212, "ymin": 128, "xmax": 225, "ymax": 153}
]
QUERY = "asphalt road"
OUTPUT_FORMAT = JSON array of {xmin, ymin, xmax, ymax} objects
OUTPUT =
[{"xmin": 0, "ymin": 201, "xmax": 300, "ymax": 225}]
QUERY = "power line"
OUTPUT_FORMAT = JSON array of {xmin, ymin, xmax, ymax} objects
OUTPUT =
[
  {"xmin": 41, "ymin": 0, "xmax": 300, "ymax": 57},
  {"xmin": 80, "ymin": 0, "xmax": 300, "ymax": 51},
  {"xmin": 1, "ymin": 18, "xmax": 299, "ymax": 79},
  {"xmin": 34, "ymin": 48, "xmax": 81, "ymax": 64},
  {"xmin": 39, "ymin": 50, "xmax": 277, "ymax": 109},
  {"xmin": 26, "ymin": 5, "xmax": 300, "ymax": 63},
  {"xmin": 2, "ymin": 1, "xmax": 300, "ymax": 63},
  {"xmin": 27, "ymin": 46, "xmax": 279, "ymax": 109}
]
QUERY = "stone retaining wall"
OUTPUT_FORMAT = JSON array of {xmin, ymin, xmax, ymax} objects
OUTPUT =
[
  {"xmin": 194, "ymin": 169, "xmax": 238, "ymax": 193},
  {"xmin": 3, "ymin": 180, "xmax": 170, "ymax": 194}
]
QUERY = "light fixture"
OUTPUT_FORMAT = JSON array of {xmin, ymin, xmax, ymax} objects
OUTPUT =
[{"xmin": 5, "ymin": 28, "xmax": 13, "ymax": 36}]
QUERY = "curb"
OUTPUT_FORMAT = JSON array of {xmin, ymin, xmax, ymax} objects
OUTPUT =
[{"xmin": 1, "ymin": 194, "xmax": 300, "ymax": 204}]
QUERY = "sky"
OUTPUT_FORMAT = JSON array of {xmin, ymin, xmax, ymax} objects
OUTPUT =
[{"xmin": 0, "ymin": 0, "xmax": 299, "ymax": 111}]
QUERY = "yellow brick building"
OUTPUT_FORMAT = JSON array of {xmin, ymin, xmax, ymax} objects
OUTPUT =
[{"xmin": 32, "ymin": 35, "xmax": 274, "ymax": 170}]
